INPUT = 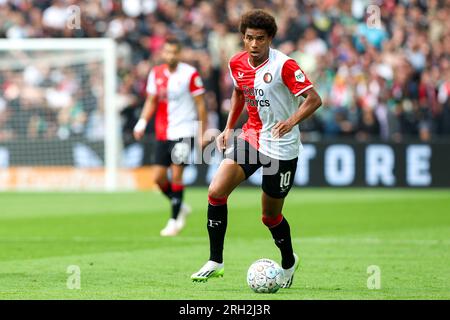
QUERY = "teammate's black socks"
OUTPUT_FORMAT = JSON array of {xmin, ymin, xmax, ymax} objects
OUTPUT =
[
  {"xmin": 263, "ymin": 214, "xmax": 295, "ymax": 269},
  {"xmin": 157, "ymin": 181, "xmax": 184, "ymax": 220},
  {"xmin": 171, "ymin": 183, "xmax": 184, "ymax": 220},
  {"xmin": 207, "ymin": 196, "xmax": 228, "ymax": 264}
]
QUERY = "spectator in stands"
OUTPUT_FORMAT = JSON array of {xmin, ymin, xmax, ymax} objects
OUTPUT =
[{"xmin": 0, "ymin": 0, "xmax": 448, "ymax": 143}]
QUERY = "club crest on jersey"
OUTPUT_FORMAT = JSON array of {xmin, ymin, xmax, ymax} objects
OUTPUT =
[
  {"xmin": 295, "ymin": 69, "xmax": 305, "ymax": 83},
  {"xmin": 194, "ymin": 76, "xmax": 203, "ymax": 87},
  {"xmin": 263, "ymin": 72, "xmax": 273, "ymax": 83}
]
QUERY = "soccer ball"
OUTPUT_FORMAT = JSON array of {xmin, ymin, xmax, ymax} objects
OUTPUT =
[{"xmin": 247, "ymin": 258, "xmax": 283, "ymax": 293}]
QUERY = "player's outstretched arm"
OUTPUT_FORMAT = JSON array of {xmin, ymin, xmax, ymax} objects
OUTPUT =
[
  {"xmin": 133, "ymin": 94, "xmax": 157, "ymax": 141},
  {"xmin": 216, "ymin": 88, "xmax": 245, "ymax": 151},
  {"xmin": 271, "ymin": 88, "xmax": 322, "ymax": 139}
]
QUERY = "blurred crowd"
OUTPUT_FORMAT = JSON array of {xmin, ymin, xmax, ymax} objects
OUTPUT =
[{"xmin": 0, "ymin": 0, "xmax": 449, "ymax": 143}]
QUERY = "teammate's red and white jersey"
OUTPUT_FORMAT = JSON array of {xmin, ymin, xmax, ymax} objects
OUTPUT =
[
  {"xmin": 147, "ymin": 62, "xmax": 205, "ymax": 141},
  {"xmin": 229, "ymin": 48, "xmax": 314, "ymax": 160}
]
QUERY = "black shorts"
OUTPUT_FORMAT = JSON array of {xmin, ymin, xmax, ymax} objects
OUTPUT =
[
  {"xmin": 154, "ymin": 137, "xmax": 194, "ymax": 167},
  {"xmin": 225, "ymin": 138, "xmax": 298, "ymax": 199}
]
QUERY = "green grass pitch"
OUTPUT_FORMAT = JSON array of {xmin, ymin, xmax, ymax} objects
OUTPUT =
[{"xmin": 0, "ymin": 188, "xmax": 449, "ymax": 300}]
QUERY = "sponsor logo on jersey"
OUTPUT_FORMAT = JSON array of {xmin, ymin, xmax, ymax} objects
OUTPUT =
[
  {"xmin": 295, "ymin": 69, "xmax": 305, "ymax": 83},
  {"xmin": 242, "ymin": 85, "xmax": 270, "ymax": 108},
  {"xmin": 237, "ymin": 72, "xmax": 244, "ymax": 79},
  {"xmin": 263, "ymin": 72, "xmax": 272, "ymax": 83},
  {"xmin": 245, "ymin": 97, "xmax": 270, "ymax": 107}
]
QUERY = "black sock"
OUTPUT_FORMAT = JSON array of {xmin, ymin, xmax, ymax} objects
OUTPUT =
[
  {"xmin": 267, "ymin": 217, "xmax": 295, "ymax": 269},
  {"xmin": 171, "ymin": 184, "xmax": 184, "ymax": 220},
  {"xmin": 207, "ymin": 198, "xmax": 228, "ymax": 264}
]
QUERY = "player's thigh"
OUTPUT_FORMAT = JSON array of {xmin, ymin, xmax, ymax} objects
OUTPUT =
[
  {"xmin": 225, "ymin": 138, "xmax": 261, "ymax": 179},
  {"xmin": 154, "ymin": 140, "xmax": 172, "ymax": 167},
  {"xmin": 261, "ymin": 192, "xmax": 285, "ymax": 218},
  {"xmin": 170, "ymin": 138, "xmax": 193, "ymax": 166},
  {"xmin": 208, "ymin": 158, "xmax": 246, "ymax": 198},
  {"xmin": 169, "ymin": 138, "xmax": 193, "ymax": 184},
  {"xmin": 170, "ymin": 164, "xmax": 184, "ymax": 185}
]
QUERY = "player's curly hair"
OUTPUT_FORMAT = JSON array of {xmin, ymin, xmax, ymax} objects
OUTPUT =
[{"xmin": 239, "ymin": 9, "xmax": 278, "ymax": 38}]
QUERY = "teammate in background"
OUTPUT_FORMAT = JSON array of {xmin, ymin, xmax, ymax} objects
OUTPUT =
[
  {"xmin": 134, "ymin": 38, "xmax": 207, "ymax": 237},
  {"xmin": 191, "ymin": 9, "xmax": 322, "ymax": 287}
]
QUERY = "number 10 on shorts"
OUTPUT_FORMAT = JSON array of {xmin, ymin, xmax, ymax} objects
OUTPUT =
[{"xmin": 280, "ymin": 171, "xmax": 291, "ymax": 189}]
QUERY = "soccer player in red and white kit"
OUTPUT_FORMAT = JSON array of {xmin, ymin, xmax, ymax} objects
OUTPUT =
[
  {"xmin": 134, "ymin": 38, "xmax": 207, "ymax": 237},
  {"xmin": 191, "ymin": 10, "xmax": 322, "ymax": 287}
]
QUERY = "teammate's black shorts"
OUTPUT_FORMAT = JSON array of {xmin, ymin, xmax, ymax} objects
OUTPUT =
[
  {"xmin": 154, "ymin": 137, "xmax": 194, "ymax": 167},
  {"xmin": 225, "ymin": 138, "xmax": 298, "ymax": 199}
]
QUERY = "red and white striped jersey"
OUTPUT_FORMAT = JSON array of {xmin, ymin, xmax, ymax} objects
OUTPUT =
[
  {"xmin": 146, "ymin": 62, "xmax": 205, "ymax": 141},
  {"xmin": 229, "ymin": 48, "xmax": 314, "ymax": 160}
]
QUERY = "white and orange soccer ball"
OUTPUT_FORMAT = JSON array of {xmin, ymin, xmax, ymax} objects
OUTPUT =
[{"xmin": 247, "ymin": 258, "xmax": 283, "ymax": 293}]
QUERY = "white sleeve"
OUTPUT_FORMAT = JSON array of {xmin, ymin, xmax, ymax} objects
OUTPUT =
[{"xmin": 146, "ymin": 69, "xmax": 156, "ymax": 95}]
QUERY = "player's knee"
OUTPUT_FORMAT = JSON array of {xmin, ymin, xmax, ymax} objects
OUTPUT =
[
  {"xmin": 155, "ymin": 177, "xmax": 167, "ymax": 188},
  {"xmin": 155, "ymin": 179, "xmax": 170, "ymax": 193},
  {"xmin": 262, "ymin": 213, "xmax": 283, "ymax": 228},
  {"xmin": 208, "ymin": 184, "xmax": 222, "ymax": 199},
  {"xmin": 207, "ymin": 186, "xmax": 225, "ymax": 199},
  {"xmin": 208, "ymin": 186, "xmax": 228, "ymax": 206},
  {"xmin": 154, "ymin": 171, "xmax": 167, "ymax": 186},
  {"xmin": 171, "ymin": 178, "xmax": 183, "ymax": 186}
]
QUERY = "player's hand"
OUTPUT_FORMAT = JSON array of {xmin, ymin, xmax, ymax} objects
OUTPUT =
[
  {"xmin": 271, "ymin": 120, "xmax": 294, "ymax": 139},
  {"xmin": 133, "ymin": 118, "xmax": 147, "ymax": 141},
  {"xmin": 134, "ymin": 129, "xmax": 145, "ymax": 141},
  {"xmin": 216, "ymin": 128, "xmax": 233, "ymax": 152}
]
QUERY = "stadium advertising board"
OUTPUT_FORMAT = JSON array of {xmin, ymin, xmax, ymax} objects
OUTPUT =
[
  {"xmin": 189, "ymin": 142, "xmax": 449, "ymax": 188},
  {"xmin": 0, "ymin": 141, "xmax": 448, "ymax": 190}
]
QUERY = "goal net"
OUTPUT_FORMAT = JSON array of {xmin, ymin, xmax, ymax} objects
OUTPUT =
[{"xmin": 0, "ymin": 38, "xmax": 122, "ymax": 191}]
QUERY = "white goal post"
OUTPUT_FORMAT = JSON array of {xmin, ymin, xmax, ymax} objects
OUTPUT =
[{"xmin": 0, "ymin": 38, "xmax": 122, "ymax": 191}]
